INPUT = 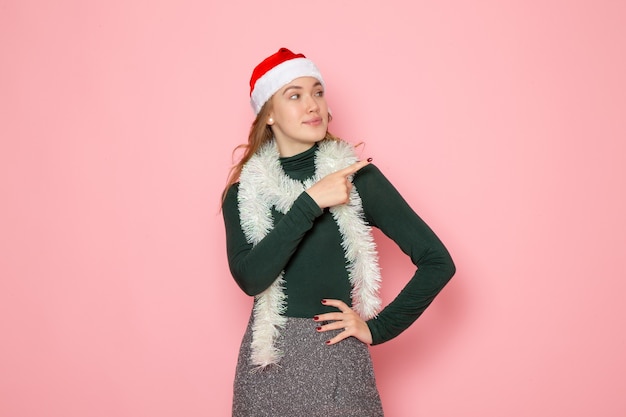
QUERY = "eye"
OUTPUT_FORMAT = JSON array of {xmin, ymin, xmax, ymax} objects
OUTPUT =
[
  {"xmin": 315, "ymin": 90, "xmax": 325, "ymax": 97},
  {"xmin": 289, "ymin": 94, "xmax": 300, "ymax": 100}
]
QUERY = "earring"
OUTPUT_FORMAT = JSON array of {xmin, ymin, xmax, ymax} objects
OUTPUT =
[{"xmin": 268, "ymin": 118, "xmax": 274, "ymax": 125}]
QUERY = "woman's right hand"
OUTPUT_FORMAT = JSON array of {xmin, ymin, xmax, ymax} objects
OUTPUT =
[{"xmin": 306, "ymin": 159, "xmax": 371, "ymax": 209}]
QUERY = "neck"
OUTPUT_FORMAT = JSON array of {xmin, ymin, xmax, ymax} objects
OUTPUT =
[{"xmin": 275, "ymin": 141, "xmax": 318, "ymax": 158}]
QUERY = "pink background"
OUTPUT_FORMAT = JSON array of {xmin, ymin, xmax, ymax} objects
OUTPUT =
[{"xmin": 2, "ymin": 1, "xmax": 625, "ymax": 416}]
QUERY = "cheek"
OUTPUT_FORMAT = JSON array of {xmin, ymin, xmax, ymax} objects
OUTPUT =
[
  {"xmin": 318, "ymin": 98, "xmax": 329, "ymax": 113},
  {"xmin": 321, "ymin": 104, "xmax": 330, "ymax": 120},
  {"xmin": 271, "ymin": 106, "xmax": 291, "ymax": 125},
  {"xmin": 284, "ymin": 106, "xmax": 303, "ymax": 122}
]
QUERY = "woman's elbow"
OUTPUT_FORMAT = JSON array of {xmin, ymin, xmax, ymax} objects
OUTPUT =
[
  {"xmin": 232, "ymin": 272, "xmax": 263, "ymax": 296},
  {"xmin": 446, "ymin": 260, "xmax": 456, "ymax": 282},
  {"xmin": 230, "ymin": 266, "xmax": 272, "ymax": 297},
  {"xmin": 239, "ymin": 284, "xmax": 260, "ymax": 297},
  {"xmin": 417, "ymin": 245, "xmax": 456, "ymax": 283},
  {"xmin": 441, "ymin": 251, "xmax": 456, "ymax": 282}
]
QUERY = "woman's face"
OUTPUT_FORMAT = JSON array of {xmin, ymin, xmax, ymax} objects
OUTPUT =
[{"xmin": 267, "ymin": 76, "xmax": 329, "ymax": 157}]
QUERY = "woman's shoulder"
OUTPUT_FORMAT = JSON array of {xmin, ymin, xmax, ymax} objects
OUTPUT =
[
  {"xmin": 354, "ymin": 162, "xmax": 385, "ymax": 183},
  {"xmin": 222, "ymin": 182, "xmax": 240, "ymax": 210},
  {"xmin": 353, "ymin": 162, "xmax": 403, "ymax": 201}
]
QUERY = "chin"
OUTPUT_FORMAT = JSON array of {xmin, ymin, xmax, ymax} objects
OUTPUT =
[{"xmin": 314, "ymin": 127, "xmax": 329, "ymax": 140}]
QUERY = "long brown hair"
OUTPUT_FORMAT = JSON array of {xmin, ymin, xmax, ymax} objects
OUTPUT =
[{"xmin": 221, "ymin": 101, "xmax": 340, "ymax": 203}]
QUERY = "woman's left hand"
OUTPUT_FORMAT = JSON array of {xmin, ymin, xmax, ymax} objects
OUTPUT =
[{"xmin": 313, "ymin": 299, "xmax": 373, "ymax": 345}]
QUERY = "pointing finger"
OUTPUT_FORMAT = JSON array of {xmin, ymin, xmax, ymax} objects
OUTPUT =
[{"xmin": 338, "ymin": 158, "xmax": 372, "ymax": 177}]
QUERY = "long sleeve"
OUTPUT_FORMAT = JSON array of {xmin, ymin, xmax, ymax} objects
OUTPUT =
[
  {"xmin": 354, "ymin": 165, "xmax": 456, "ymax": 345},
  {"xmin": 222, "ymin": 183, "xmax": 323, "ymax": 296}
]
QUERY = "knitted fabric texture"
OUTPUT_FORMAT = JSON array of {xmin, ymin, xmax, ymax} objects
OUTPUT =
[{"xmin": 237, "ymin": 139, "xmax": 382, "ymax": 368}]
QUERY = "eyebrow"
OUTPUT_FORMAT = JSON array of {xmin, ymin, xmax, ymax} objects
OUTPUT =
[{"xmin": 281, "ymin": 81, "xmax": 323, "ymax": 95}]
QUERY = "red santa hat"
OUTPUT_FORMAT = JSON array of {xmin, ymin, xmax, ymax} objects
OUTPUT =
[{"xmin": 249, "ymin": 47, "xmax": 325, "ymax": 114}]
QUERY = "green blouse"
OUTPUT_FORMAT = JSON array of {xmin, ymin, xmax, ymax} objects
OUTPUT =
[{"xmin": 222, "ymin": 143, "xmax": 455, "ymax": 345}]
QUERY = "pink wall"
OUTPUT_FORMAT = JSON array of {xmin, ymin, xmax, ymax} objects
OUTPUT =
[{"xmin": 2, "ymin": 1, "xmax": 625, "ymax": 416}]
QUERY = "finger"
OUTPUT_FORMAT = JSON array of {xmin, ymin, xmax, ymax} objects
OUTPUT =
[
  {"xmin": 325, "ymin": 329, "xmax": 351, "ymax": 346},
  {"xmin": 337, "ymin": 159, "xmax": 371, "ymax": 177},
  {"xmin": 315, "ymin": 320, "xmax": 346, "ymax": 333},
  {"xmin": 313, "ymin": 312, "xmax": 345, "ymax": 322},
  {"xmin": 321, "ymin": 298, "xmax": 352, "ymax": 313},
  {"xmin": 324, "ymin": 321, "xmax": 373, "ymax": 346}
]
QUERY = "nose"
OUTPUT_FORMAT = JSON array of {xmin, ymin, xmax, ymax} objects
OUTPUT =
[{"xmin": 305, "ymin": 94, "xmax": 320, "ymax": 112}]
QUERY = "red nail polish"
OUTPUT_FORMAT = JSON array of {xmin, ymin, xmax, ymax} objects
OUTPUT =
[
  {"xmin": 367, "ymin": 157, "xmax": 373, "ymax": 162},
  {"xmin": 321, "ymin": 299, "xmax": 327, "ymax": 304},
  {"xmin": 316, "ymin": 327, "xmax": 322, "ymax": 331},
  {"xmin": 313, "ymin": 316, "xmax": 319, "ymax": 321},
  {"xmin": 325, "ymin": 340, "xmax": 331, "ymax": 345}
]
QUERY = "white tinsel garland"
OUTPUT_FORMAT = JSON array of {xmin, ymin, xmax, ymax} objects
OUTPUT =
[{"xmin": 237, "ymin": 139, "xmax": 381, "ymax": 368}]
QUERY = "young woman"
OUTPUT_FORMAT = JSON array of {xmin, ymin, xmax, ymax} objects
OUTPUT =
[{"xmin": 222, "ymin": 48, "xmax": 456, "ymax": 416}]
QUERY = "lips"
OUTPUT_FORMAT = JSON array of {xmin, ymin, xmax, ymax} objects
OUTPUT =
[{"xmin": 303, "ymin": 117, "xmax": 323, "ymax": 126}]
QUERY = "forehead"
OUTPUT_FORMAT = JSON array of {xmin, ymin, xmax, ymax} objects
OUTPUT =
[{"xmin": 281, "ymin": 76, "xmax": 322, "ymax": 90}]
